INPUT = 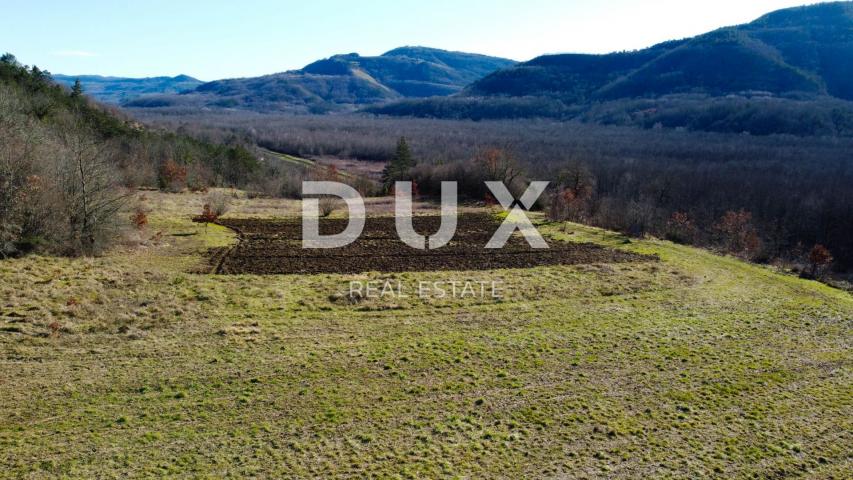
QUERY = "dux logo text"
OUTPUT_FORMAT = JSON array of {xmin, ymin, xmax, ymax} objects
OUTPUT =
[{"xmin": 301, "ymin": 181, "xmax": 549, "ymax": 250}]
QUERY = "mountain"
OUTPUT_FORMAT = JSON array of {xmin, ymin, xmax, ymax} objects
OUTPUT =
[
  {"xmin": 369, "ymin": 2, "xmax": 853, "ymax": 135},
  {"xmin": 124, "ymin": 47, "xmax": 515, "ymax": 113},
  {"xmin": 52, "ymin": 74, "xmax": 203, "ymax": 104},
  {"xmin": 303, "ymin": 47, "xmax": 517, "ymax": 97},
  {"xmin": 470, "ymin": 2, "xmax": 853, "ymax": 101}
]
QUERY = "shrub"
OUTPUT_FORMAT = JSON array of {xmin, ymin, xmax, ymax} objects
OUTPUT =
[
  {"xmin": 205, "ymin": 191, "xmax": 231, "ymax": 217},
  {"xmin": 665, "ymin": 212, "xmax": 698, "ymax": 244},
  {"xmin": 158, "ymin": 159, "xmax": 187, "ymax": 192},
  {"xmin": 807, "ymin": 244, "xmax": 833, "ymax": 278},
  {"xmin": 715, "ymin": 210, "xmax": 763, "ymax": 259},
  {"xmin": 130, "ymin": 208, "xmax": 148, "ymax": 230},
  {"xmin": 193, "ymin": 204, "xmax": 220, "ymax": 224},
  {"xmin": 318, "ymin": 197, "xmax": 338, "ymax": 217}
]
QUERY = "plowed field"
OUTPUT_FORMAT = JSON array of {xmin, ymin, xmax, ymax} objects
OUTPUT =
[{"xmin": 212, "ymin": 214, "xmax": 653, "ymax": 274}]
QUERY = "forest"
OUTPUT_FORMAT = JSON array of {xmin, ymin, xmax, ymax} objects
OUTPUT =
[
  {"xmin": 5, "ymin": 48, "xmax": 852, "ymax": 275},
  {"xmin": 133, "ymin": 109, "xmax": 853, "ymax": 274},
  {"xmin": 0, "ymin": 54, "xmax": 261, "ymax": 257}
]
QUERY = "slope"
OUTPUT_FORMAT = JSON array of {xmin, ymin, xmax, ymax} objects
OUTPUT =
[
  {"xmin": 1, "ymin": 195, "xmax": 850, "ymax": 477},
  {"xmin": 466, "ymin": 2, "xmax": 853, "ymax": 101},
  {"xmin": 125, "ymin": 47, "xmax": 515, "ymax": 113},
  {"xmin": 52, "ymin": 74, "xmax": 203, "ymax": 105}
]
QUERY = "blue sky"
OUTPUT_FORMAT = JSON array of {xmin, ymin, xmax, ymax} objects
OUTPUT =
[{"xmin": 2, "ymin": 0, "xmax": 833, "ymax": 80}]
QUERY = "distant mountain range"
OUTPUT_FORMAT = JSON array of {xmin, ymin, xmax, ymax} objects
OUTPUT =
[
  {"xmin": 369, "ymin": 1, "xmax": 853, "ymax": 133},
  {"xmin": 52, "ymin": 74, "xmax": 202, "ymax": 104},
  {"xmin": 465, "ymin": 2, "xmax": 853, "ymax": 102},
  {"xmin": 118, "ymin": 47, "xmax": 515, "ymax": 113},
  {"xmin": 56, "ymin": 3, "xmax": 853, "ymax": 136}
]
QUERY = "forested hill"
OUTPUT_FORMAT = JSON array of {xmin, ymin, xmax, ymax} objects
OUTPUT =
[
  {"xmin": 52, "ymin": 74, "xmax": 203, "ymax": 105},
  {"xmin": 0, "ymin": 53, "xmax": 259, "ymax": 256},
  {"xmin": 369, "ymin": 2, "xmax": 853, "ymax": 136},
  {"xmin": 466, "ymin": 2, "xmax": 853, "ymax": 101},
  {"xmin": 124, "ymin": 47, "xmax": 515, "ymax": 113}
]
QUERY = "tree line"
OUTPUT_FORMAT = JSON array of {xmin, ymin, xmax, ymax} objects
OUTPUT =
[
  {"xmin": 132, "ymin": 111, "xmax": 853, "ymax": 273},
  {"xmin": 0, "ymin": 53, "xmax": 262, "ymax": 257}
]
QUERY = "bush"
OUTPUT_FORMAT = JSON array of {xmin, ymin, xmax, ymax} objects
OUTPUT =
[
  {"xmin": 665, "ymin": 212, "xmax": 698, "ymax": 244},
  {"xmin": 807, "ymin": 244, "xmax": 834, "ymax": 278},
  {"xmin": 318, "ymin": 197, "xmax": 338, "ymax": 217},
  {"xmin": 193, "ymin": 204, "xmax": 220, "ymax": 224},
  {"xmin": 130, "ymin": 208, "xmax": 148, "ymax": 230},
  {"xmin": 158, "ymin": 159, "xmax": 187, "ymax": 192},
  {"xmin": 714, "ymin": 210, "xmax": 763, "ymax": 260},
  {"xmin": 205, "ymin": 191, "xmax": 231, "ymax": 217}
]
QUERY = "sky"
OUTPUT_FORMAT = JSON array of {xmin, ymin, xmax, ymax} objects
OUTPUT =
[{"xmin": 1, "ymin": 0, "xmax": 836, "ymax": 81}]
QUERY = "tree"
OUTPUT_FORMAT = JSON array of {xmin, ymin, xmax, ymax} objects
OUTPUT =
[
  {"xmin": 158, "ymin": 159, "xmax": 188, "ymax": 192},
  {"xmin": 56, "ymin": 129, "xmax": 127, "ymax": 255},
  {"xmin": 381, "ymin": 137, "xmax": 415, "ymax": 193},
  {"xmin": 474, "ymin": 147, "xmax": 523, "ymax": 186},
  {"xmin": 549, "ymin": 163, "xmax": 596, "ymax": 221},
  {"xmin": 807, "ymin": 244, "xmax": 833, "ymax": 279},
  {"xmin": 0, "ymin": 140, "xmax": 29, "ymax": 257},
  {"xmin": 665, "ymin": 211, "xmax": 698, "ymax": 244},
  {"xmin": 714, "ymin": 210, "xmax": 762, "ymax": 259},
  {"xmin": 70, "ymin": 78, "xmax": 83, "ymax": 99},
  {"xmin": 222, "ymin": 145, "xmax": 259, "ymax": 186},
  {"xmin": 0, "ymin": 92, "xmax": 51, "ymax": 257}
]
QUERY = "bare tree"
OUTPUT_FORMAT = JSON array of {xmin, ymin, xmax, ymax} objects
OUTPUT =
[
  {"xmin": 474, "ymin": 147, "xmax": 524, "ymax": 187},
  {"xmin": 549, "ymin": 162, "xmax": 596, "ymax": 222},
  {"xmin": 0, "ymin": 87, "xmax": 40, "ymax": 256},
  {"xmin": 55, "ymin": 128, "xmax": 128, "ymax": 255}
]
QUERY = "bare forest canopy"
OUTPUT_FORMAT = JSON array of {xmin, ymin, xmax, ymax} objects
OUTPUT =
[
  {"xmin": 0, "ymin": 54, "xmax": 261, "ymax": 257},
  {"xmin": 133, "ymin": 110, "xmax": 853, "ymax": 272}
]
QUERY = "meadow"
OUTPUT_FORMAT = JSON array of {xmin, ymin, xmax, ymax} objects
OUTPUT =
[{"xmin": 1, "ymin": 191, "xmax": 850, "ymax": 478}]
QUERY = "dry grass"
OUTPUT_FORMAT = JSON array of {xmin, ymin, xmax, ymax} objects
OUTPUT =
[{"xmin": 0, "ymin": 192, "xmax": 851, "ymax": 478}]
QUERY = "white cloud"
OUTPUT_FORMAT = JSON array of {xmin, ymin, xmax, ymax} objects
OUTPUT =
[{"xmin": 52, "ymin": 50, "xmax": 99, "ymax": 58}]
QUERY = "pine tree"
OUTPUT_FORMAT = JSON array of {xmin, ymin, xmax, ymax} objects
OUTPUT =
[
  {"xmin": 381, "ymin": 137, "xmax": 415, "ymax": 193},
  {"xmin": 71, "ymin": 78, "xmax": 83, "ymax": 99}
]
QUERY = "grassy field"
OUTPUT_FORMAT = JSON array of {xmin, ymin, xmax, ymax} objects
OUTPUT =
[{"xmin": 1, "ymin": 192, "xmax": 851, "ymax": 479}]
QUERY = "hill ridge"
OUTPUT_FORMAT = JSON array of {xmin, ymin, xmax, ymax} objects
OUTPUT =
[
  {"xmin": 367, "ymin": 2, "xmax": 853, "ymax": 135},
  {"xmin": 52, "ymin": 74, "xmax": 203, "ymax": 104},
  {"xmin": 125, "ymin": 47, "xmax": 515, "ymax": 113},
  {"xmin": 462, "ymin": 1, "xmax": 853, "ymax": 101}
]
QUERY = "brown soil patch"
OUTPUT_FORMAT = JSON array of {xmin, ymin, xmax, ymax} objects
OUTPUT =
[{"xmin": 211, "ymin": 214, "xmax": 654, "ymax": 275}]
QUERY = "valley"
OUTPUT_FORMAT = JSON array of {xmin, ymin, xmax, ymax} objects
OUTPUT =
[{"xmin": 2, "ymin": 2, "xmax": 853, "ymax": 478}]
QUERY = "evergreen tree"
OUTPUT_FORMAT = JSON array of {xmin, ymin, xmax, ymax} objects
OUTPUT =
[
  {"xmin": 71, "ymin": 78, "xmax": 83, "ymax": 99},
  {"xmin": 381, "ymin": 137, "xmax": 415, "ymax": 193}
]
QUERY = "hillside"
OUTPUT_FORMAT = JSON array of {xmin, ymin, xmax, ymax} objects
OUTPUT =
[
  {"xmin": 370, "ymin": 2, "xmax": 853, "ymax": 135},
  {"xmin": 52, "ymin": 74, "xmax": 203, "ymax": 104},
  {"xmin": 124, "ymin": 47, "xmax": 514, "ymax": 113},
  {"xmin": 468, "ymin": 2, "xmax": 852, "ymax": 101},
  {"xmin": 0, "ymin": 53, "xmax": 259, "ymax": 257},
  {"xmin": 2, "ymin": 193, "xmax": 851, "ymax": 477}
]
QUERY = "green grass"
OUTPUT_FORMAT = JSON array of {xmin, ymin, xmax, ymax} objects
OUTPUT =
[
  {"xmin": 262, "ymin": 148, "xmax": 316, "ymax": 169},
  {"xmin": 261, "ymin": 148, "xmax": 358, "ymax": 180},
  {"xmin": 0, "ymin": 196, "xmax": 850, "ymax": 478}
]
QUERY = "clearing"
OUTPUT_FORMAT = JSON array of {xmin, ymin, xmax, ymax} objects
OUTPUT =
[
  {"xmin": 212, "ymin": 214, "xmax": 651, "ymax": 274},
  {"xmin": 0, "ymin": 191, "xmax": 850, "ymax": 479}
]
